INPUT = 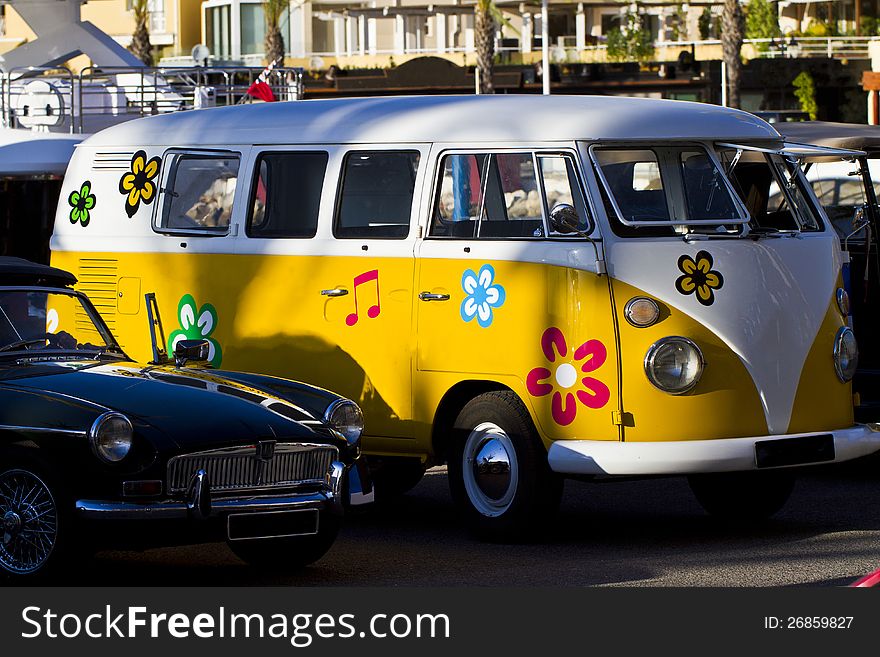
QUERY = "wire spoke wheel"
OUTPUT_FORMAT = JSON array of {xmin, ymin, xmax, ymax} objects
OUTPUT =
[{"xmin": 0, "ymin": 469, "xmax": 59, "ymax": 575}]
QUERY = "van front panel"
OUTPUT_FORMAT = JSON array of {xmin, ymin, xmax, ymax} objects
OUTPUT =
[{"xmin": 605, "ymin": 235, "xmax": 851, "ymax": 440}]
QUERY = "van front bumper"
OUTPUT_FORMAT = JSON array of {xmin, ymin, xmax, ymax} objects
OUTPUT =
[{"xmin": 547, "ymin": 425, "xmax": 880, "ymax": 476}]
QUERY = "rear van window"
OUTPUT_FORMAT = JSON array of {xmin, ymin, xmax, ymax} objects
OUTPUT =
[
  {"xmin": 247, "ymin": 152, "xmax": 328, "ymax": 238},
  {"xmin": 156, "ymin": 153, "xmax": 240, "ymax": 234},
  {"xmin": 334, "ymin": 151, "xmax": 420, "ymax": 239}
]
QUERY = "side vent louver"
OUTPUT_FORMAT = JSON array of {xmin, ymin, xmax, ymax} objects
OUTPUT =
[
  {"xmin": 77, "ymin": 258, "xmax": 118, "ymax": 341},
  {"xmin": 93, "ymin": 152, "xmax": 134, "ymax": 171}
]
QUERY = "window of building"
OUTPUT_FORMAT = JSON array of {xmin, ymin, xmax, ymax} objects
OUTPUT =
[
  {"xmin": 206, "ymin": 5, "xmax": 232, "ymax": 59},
  {"xmin": 247, "ymin": 152, "xmax": 328, "ymax": 238},
  {"xmin": 240, "ymin": 3, "xmax": 266, "ymax": 56},
  {"xmin": 156, "ymin": 153, "xmax": 240, "ymax": 234},
  {"xmin": 334, "ymin": 151, "xmax": 420, "ymax": 239}
]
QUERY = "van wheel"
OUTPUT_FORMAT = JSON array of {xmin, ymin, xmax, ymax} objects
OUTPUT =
[
  {"xmin": 0, "ymin": 465, "xmax": 72, "ymax": 580},
  {"xmin": 370, "ymin": 458, "xmax": 426, "ymax": 500},
  {"xmin": 688, "ymin": 471, "xmax": 795, "ymax": 523},
  {"xmin": 227, "ymin": 514, "xmax": 340, "ymax": 571},
  {"xmin": 448, "ymin": 391, "xmax": 562, "ymax": 541}
]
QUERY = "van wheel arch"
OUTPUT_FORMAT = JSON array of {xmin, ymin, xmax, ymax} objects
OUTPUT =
[{"xmin": 432, "ymin": 381, "xmax": 523, "ymax": 465}]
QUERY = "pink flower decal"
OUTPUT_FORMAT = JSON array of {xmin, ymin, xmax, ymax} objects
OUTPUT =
[{"xmin": 526, "ymin": 327, "xmax": 611, "ymax": 426}]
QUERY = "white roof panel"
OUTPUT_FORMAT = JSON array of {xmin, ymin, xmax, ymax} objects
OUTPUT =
[{"xmin": 83, "ymin": 95, "xmax": 781, "ymax": 148}]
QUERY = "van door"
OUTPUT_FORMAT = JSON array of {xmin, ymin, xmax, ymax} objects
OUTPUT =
[
  {"xmin": 232, "ymin": 145, "xmax": 425, "ymax": 442},
  {"xmin": 416, "ymin": 147, "xmax": 620, "ymax": 444}
]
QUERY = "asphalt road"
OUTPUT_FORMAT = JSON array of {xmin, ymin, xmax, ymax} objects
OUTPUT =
[{"xmin": 59, "ymin": 456, "xmax": 880, "ymax": 587}]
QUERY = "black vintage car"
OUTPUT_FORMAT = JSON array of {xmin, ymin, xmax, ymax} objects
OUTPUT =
[{"xmin": 0, "ymin": 257, "xmax": 372, "ymax": 579}]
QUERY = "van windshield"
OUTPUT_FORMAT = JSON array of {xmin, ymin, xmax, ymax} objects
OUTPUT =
[
  {"xmin": 719, "ymin": 150, "xmax": 824, "ymax": 234},
  {"xmin": 592, "ymin": 145, "xmax": 746, "ymax": 237}
]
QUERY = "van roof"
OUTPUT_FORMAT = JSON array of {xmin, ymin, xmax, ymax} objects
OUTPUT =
[{"xmin": 82, "ymin": 94, "xmax": 780, "ymax": 147}]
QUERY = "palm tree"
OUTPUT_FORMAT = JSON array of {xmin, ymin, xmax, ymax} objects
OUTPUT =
[
  {"xmin": 264, "ymin": 0, "xmax": 287, "ymax": 65},
  {"xmin": 130, "ymin": 0, "xmax": 153, "ymax": 66},
  {"xmin": 475, "ymin": 0, "xmax": 500, "ymax": 94},
  {"xmin": 721, "ymin": 0, "xmax": 744, "ymax": 108}
]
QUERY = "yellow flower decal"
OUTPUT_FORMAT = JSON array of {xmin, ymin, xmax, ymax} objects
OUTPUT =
[
  {"xmin": 118, "ymin": 150, "xmax": 161, "ymax": 218},
  {"xmin": 675, "ymin": 250, "xmax": 724, "ymax": 306}
]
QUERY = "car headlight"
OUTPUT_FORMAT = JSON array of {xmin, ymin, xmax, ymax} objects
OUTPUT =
[
  {"xmin": 324, "ymin": 399, "xmax": 364, "ymax": 446},
  {"xmin": 834, "ymin": 326, "xmax": 858, "ymax": 382},
  {"xmin": 88, "ymin": 412, "xmax": 133, "ymax": 463},
  {"xmin": 644, "ymin": 337, "xmax": 704, "ymax": 394},
  {"xmin": 837, "ymin": 288, "xmax": 850, "ymax": 317}
]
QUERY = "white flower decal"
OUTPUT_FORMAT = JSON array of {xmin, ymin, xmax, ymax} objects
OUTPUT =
[{"xmin": 460, "ymin": 264, "xmax": 506, "ymax": 328}]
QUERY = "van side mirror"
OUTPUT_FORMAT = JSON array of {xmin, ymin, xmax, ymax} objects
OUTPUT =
[
  {"xmin": 549, "ymin": 203, "xmax": 581, "ymax": 234},
  {"xmin": 174, "ymin": 339, "xmax": 210, "ymax": 367},
  {"xmin": 852, "ymin": 204, "xmax": 869, "ymax": 231}
]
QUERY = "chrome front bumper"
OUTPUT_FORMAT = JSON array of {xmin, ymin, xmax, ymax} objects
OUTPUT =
[{"xmin": 75, "ymin": 461, "xmax": 347, "ymax": 521}]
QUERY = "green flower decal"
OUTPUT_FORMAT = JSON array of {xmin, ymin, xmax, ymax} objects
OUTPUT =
[
  {"xmin": 167, "ymin": 294, "xmax": 223, "ymax": 367},
  {"xmin": 68, "ymin": 180, "xmax": 96, "ymax": 227}
]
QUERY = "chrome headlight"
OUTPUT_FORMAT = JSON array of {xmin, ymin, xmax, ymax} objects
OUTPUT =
[
  {"xmin": 89, "ymin": 412, "xmax": 133, "ymax": 463},
  {"xmin": 837, "ymin": 288, "xmax": 850, "ymax": 317},
  {"xmin": 833, "ymin": 326, "xmax": 858, "ymax": 382},
  {"xmin": 644, "ymin": 337, "xmax": 704, "ymax": 394},
  {"xmin": 324, "ymin": 399, "xmax": 364, "ymax": 446}
]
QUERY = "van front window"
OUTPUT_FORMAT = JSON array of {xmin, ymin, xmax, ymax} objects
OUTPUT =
[
  {"xmin": 592, "ymin": 145, "xmax": 746, "ymax": 237},
  {"xmin": 722, "ymin": 150, "xmax": 824, "ymax": 233}
]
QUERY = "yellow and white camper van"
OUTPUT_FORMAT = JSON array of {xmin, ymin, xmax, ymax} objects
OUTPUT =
[{"xmin": 50, "ymin": 95, "xmax": 880, "ymax": 538}]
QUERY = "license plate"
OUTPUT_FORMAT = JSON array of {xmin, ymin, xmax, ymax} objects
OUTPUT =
[
  {"xmin": 227, "ymin": 509, "xmax": 319, "ymax": 541},
  {"xmin": 755, "ymin": 434, "xmax": 835, "ymax": 469}
]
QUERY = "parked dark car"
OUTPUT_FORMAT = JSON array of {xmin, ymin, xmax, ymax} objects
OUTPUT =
[{"xmin": 0, "ymin": 257, "xmax": 372, "ymax": 579}]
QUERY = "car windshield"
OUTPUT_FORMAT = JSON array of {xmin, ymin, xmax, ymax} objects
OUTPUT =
[{"xmin": 0, "ymin": 288, "xmax": 120, "ymax": 356}]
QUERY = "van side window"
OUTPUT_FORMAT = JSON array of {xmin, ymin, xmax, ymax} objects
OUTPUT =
[
  {"xmin": 247, "ymin": 152, "xmax": 328, "ymax": 238},
  {"xmin": 431, "ymin": 151, "xmax": 590, "ymax": 239},
  {"xmin": 334, "ymin": 151, "xmax": 420, "ymax": 239},
  {"xmin": 538, "ymin": 155, "xmax": 592, "ymax": 235},
  {"xmin": 158, "ymin": 153, "xmax": 240, "ymax": 233}
]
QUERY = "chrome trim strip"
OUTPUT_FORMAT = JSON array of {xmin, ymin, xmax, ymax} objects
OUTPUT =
[
  {"xmin": 0, "ymin": 424, "xmax": 87, "ymax": 436},
  {"xmin": 75, "ymin": 491, "xmax": 334, "ymax": 521}
]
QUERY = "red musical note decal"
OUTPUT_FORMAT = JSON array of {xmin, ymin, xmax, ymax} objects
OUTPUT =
[{"xmin": 346, "ymin": 269, "xmax": 381, "ymax": 326}]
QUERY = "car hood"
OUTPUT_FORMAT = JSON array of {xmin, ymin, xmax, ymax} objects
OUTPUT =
[{"xmin": 0, "ymin": 360, "xmax": 337, "ymax": 451}]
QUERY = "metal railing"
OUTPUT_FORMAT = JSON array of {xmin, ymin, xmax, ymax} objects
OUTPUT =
[
  {"xmin": 1, "ymin": 65, "xmax": 304, "ymax": 134},
  {"xmin": 234, "ymin": 34, "xmax": 878, "ymax": 62},
  {"xmin": 0, "ymin": 66, "xmax": 77, "ymax": 133}
]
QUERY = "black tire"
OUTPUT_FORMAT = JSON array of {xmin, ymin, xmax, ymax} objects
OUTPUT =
[
  {"xmin": 227, "ymin": 513, "xmax": 340, "ymax": 571},
  {"xmin": 370, "ymin": 458, "xmax": 427, "ymax": 500},
  {"xmin": 448, "ymin": 391, "xmax": 562, "ymax": 541},
  {"xmin": 688, "ymin": 471, "xmax": 795, "ymax": 523},
  {"xmin": 0, "ymin": 461, "xmax": 78, "ymax": 581}
]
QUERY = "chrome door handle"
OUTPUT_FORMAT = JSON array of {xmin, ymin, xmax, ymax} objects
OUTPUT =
[
  {"xmin": 419, "ymin": 292, "xmax": 450, "ymax": 302},
  {"xmin": 321, "ymin": 288, "xmax": 349, "ymax": 297}
]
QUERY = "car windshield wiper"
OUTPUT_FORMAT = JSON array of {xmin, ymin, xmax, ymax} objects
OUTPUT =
[{"xmin": 0, "ymin": 338, "xmax": 47, "ymax": 353}]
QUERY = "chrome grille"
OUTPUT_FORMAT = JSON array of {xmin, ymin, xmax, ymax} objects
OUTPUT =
[{"xmin": 166, "ymin": 443, "xmax": 337, "ymax": 495}]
